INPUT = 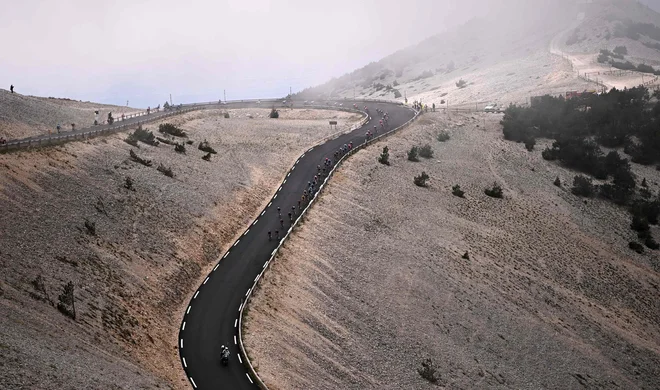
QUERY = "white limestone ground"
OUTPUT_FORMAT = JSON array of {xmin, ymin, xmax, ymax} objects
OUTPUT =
[{"xmin": 244, "ymin": 112, "xmax": 660, "ymax": 389}]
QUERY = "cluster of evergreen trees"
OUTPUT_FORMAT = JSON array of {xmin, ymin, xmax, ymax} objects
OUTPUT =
[{"xmin": 500, "ymin": 87, "xmax": 660, "ymax": 251}]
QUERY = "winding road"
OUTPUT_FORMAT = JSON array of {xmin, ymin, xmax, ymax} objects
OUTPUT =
[{"xmin": 178, "ymin": 100, "xmax": 416, "ymax": 389}]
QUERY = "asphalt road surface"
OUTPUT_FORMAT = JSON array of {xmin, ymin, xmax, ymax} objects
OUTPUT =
[{"xmin": 178, "ymin": 101, "xmax": 416, "ymax": 389}]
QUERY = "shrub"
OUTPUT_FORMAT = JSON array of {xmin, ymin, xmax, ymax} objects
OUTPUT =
[
  {"xmin": 57, "ymin": 281, "xmax": 76, "ymax": 320},
  {"xmin": 163, "ymin": 101, "xmax": 170, "ymax": 111},
  {"xmin": 610, "ymin": 60, "xmax": 636, "ymax": 71},
  {"xmin": 629, "ymin": 241, "xmax": 645, "ymax": 253},
  {"xmin": 414, "ymin": 172, "xmax": 430, "ymax": 187},
  {"xmin": 524, "ymin": 137, "xmax": 536, "ymax": 151},
  {"xmin": 175, "ymin": 143, "xmax": 186, "ymax": 154},
  {"xmin": 641, "ymin": 178, "xmax": 648, "ymax": 188},
  {"xmin": 572, "ymin": 175, "xmax": 595, "ymax": 197},
  {"xmin": 393, "ymin": 80, "xmax": 399, "ymax": 86},
  {"xmin": 378, "ymin": 146, "xmax": 390, "ymax": 165},
  {"xmin": 159, "ymin": 123, "xmax": 187, "ymax": 137},
  {"xmin": 202, "ymin": 152, "xmax": 212, "ymax": 161},
  {"xmin": 600, "ymin": 183, "xmax": 631, "ymax": 205},
  {"xmin": 31, "ymin": 275, "xmax": 53, "ymax": 305},
  {"xmin": 199, "ymin": 140, "xmax": 217, "ymax": 154},
  {"xmin": 124, "ymin": 176, "xmax": 135, "ymax": 191},
  {"xmin": 393, "ymin": 89, "xmax": 402, "ymax": 99},
  {"xmin": 84, "ymin": 219, "xmax": 96, "ymax": 236},
  {"xmin": 645, "ymin": 235, "xmax": 660, "ymax": 250},
  {"xmin": 437, "ymin": 131, "xmax": 450, "ymax": 142},
  {"xmin": 613, "ymin": 45, "xmax": 628, "ymax": 55},
  {"xmin": 131, "ymin": 125, "xmax": 159, "ymax": 146},
  {"xmin": 224, "ymin": 112, "xmax": 230, "ymax": 118},
  {"xmin": 462, "ymin": 252, "xmax": 470, "ymax": 260},
  {"xmin": 419, "ymin": 144, "xmax": 434, "ymax": 159},
  {"xmin": 156, "ymin": 136, "xmax": 177, "ymax": 145},
  {"xmin": 417, "ymin": 359, "xmax": 439, "ymax": 384},
  {"xmin": 269, "ymin": 108, "xmax": 279, "ymax": 118},
  {"xmin": 186, "ymin": 140, "xmax": 194, "ymax": 145},
  {"xmin": 129, "ymin": 149, "xmax": 153, "ymax": 167},
  {"xmin": 125, "ymin": 133, "xmax": 140, "ymax": 147},
  {"xmin": 631, "ymin": 199, "xmax": 660, "ymax": 225},
  {"xmin": 484, "ymin": 183, "xmax": 503, "ymax": 198},
  {"xmin": 542, "ymin": 147, "xmax": 558, "ymax": 161},
  {"xmin": 637, "ymin": 63, "xmax": 656, "ymax": 73},
  {"xmin": 631, "ymin": 215, "xmax": 650, "ymax": 233},
  {"xmin": 452, "ymin": 184, "xmax": 465, "ymax": 197},
  {"xmin": 456, "ymin": 79, "xmax": 467, "ymax": 88},
  {"xmin": 554, "ymin": 176, "xmax": 561, "ymax": 187},
  {"xmin": 407, "ymin": 146, "xmax": 420, "ymax": 162},
  {"xmin": 157, "ymin": 164, "xmax": 174, "ymax": 178}
]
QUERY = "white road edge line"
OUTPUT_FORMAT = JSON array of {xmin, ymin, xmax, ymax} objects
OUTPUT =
[
  {"xmin": 180, "ymin": 339, "xmax": 184, "ymax": 348},
  {"xmin": 187, "ymin": 306, "xmax": 191, "ymax": 314},
  {"xmin": 271, "ymin": 249, "xmax": 277, "ymax": 256},
  {"xmin": 263, "ymin": 261, "xmax": 268, "ymax": 269},
  {"xmin": 254, "ymin": 274, "xmax": 260, "ymax": 282},
  {"xmin": 274, "ymin": 194, "xmax": 277, "ymax": 199},
  {"xmin": 203, "ymin": 277, "xmax": 209, "ymax": 285},
  {"xmin": 245, "ymin": 288, "xmax": 251, "ymax": 297},
  {"xmin": 283, "ymin": 179, "xmax": 287, "ymax": 184},
  {"xmin": 261, "ymin": 210, "xmax": 265, "ymax": 216},
  {"xmin": 234, "ymin": 319, "xmax": 238, "ymax": 327},
  {"xmin": 278, "ymin": 186, "xmax": 282, "ymax": 192},
  {"xmin": 190, "ymin": 377, "xmax": 197, "ymax": 389},
  {"xmin": 287, "ymin": 172, "xmax": 290, "ymax": 177},
  {"xmin": 234, "ymin": 240, "xmax": 240, "ymax": 247},
  {"xmin": 194, "ymin": 291, "xmax": 199, "ymax": 299},
  {"xmin": 182, "ymin": 357, "xmax": 187, "ymax": 368},
  {"xmin": 213, "ymin": 264, "xmax": 219, "ymax": 271},
  {"xmin": 253, "ymin": 219, "xmax": 258, "ymax": 226},
  {"xmin": 239, "ymin": 302, "xmax": 243, "ymax": 312},
  {"xmin": 238, "ymin": 354, "xmax": 243, "ymax": 363},
  {"xmin": 246, "ymin": 373, "xmax": 254, "ymax": 384},
  {"xmin": 224, "ymin": 252, "xmax": 229, "ymax": 259},
  {"xmin": 182, "ymin": 322, "xmax": 186, "ymax": 331},
  {"xmin": 268, "ymin": 201, "xmax": 272, "ymax": 207},
  {"xmin": 234, "ymin": 335, "xmax": 237, "ymax": 344},
  {"xmin": 244, "ymin": 229, "xmax": 250, "ymax": 236}
]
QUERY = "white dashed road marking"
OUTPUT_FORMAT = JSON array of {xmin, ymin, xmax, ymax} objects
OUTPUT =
[
  {"xmin": 245, "ymin": 288, "xmax": 251, "ymax": 297},
  {"xmin": 271, "ymin": 249, "xmax": 277, "ymax": 256},
  {"xmin": 234, "ymin": 319, "xmax": 238, "ymax": 327},
  {"xmin": 214, "ymin": 264, "xmax": 219, "ymax": 271},
  {"xmin": 203, "ymin": 277, "xmax": 209, "ymax": 285},
  {"xmin": 187, "ymin": 306, "xmax": 191, "ymax": 314},
  {"xmin": 261, "ymin": 210, "xmax": 265, "ymax": 216},
  {"xmin": 234, "ymin": 240, "xmax": 240, "ymax": 247},
  {"xmin": 234, "ymin": 335, "xmax": 237, "ymax": 344},
  {"xmin": 180, "ymin": 339, "xmax": 184, "ymax": 348},
  {"xmin": 246, "ymin": 374, "xmax": 253, "ymax": 384},
  {"xmin": 182, "ymin": 357, "xmax": 187, "ymax": 368},
  {"xmin": 244, "ymin": 229, "xmax": 250, "ymax": 236},
  {"xmin": 194, "ymin": 291, "xmax": 199, "ymax": 299},
  {"xmin": 182, "ymin": 322, "xmax": 186, "ymax": 331},
  {"xmin": 190, "ymin": 377, "xmax": 197, "ymax": 388},
  {"xmin": 224, "ymin": 252, "xmax": 229, "ymax": 259},
  {"xmin": 238, "ymin": 354, "xmax": 243, "ymax": 363}
]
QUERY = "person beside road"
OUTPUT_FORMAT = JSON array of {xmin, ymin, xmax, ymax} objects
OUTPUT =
[{"xmin": 10, "ymin": 84, "xmax": 14, "ymax": 93}]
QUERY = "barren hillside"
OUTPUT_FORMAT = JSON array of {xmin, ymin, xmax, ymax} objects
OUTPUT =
[
  {"xmin": 245, "ymin": 111, "xmax": 660, "ymax": 389},
  {"xmin": 0, "ymin": 108, "xmax": 362, "ymax": 389},
  {"xmin": 296, "ymin": 0, "xmax": 660, "ymax": 106},
  {"xmin": 0, "ymin": 89, "xmax": 143, "ymax": 140}
]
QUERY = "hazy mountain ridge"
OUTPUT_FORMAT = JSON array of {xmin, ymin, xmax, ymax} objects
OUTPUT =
[{"xmin": 295, "ymin": 0, "xmax": 660, "ymax": 102}]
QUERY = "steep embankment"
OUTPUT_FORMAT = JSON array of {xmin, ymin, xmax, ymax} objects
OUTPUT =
[
  {"xmin": 0, "ymin": 89, "xmax": 142, "ymax": 140},
  {"xmin": 0, "ymin": 108, "xmax": 362, "ymax": 389},
  {"xmin": 245, "ymin": 111, "xmax": 660, "ymax": 389}
]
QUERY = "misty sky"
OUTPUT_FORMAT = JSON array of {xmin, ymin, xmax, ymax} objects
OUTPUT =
[{"xmin": 2, "ymin": 0, "xmax": 660, "ymax": 107}]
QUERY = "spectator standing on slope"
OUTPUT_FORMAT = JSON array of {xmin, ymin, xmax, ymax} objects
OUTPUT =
[{"xmin": 10, "ymin": 85, "xmax": 14, "ymax": 93}]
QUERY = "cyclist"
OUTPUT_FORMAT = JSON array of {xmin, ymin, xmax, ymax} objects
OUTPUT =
[
  {"xmin": 277, "ymin": 206, "xmax": 281, "ymax": 216},
  {"xmin": 268, "ymin": 231, "xmax": 272, "ymax": 241}
]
